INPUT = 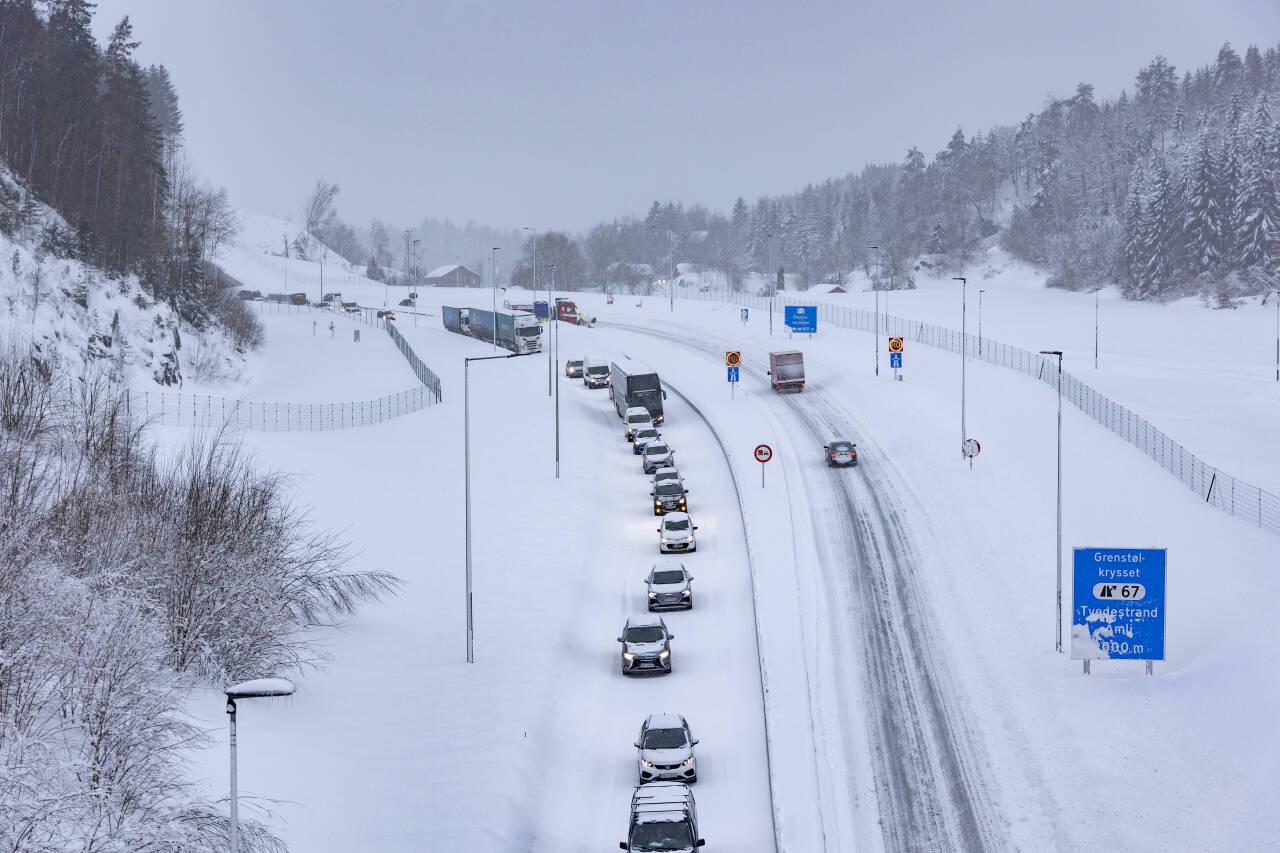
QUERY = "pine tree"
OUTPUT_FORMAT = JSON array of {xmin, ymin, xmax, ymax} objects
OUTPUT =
[
  {"xmin": 1232, "ymin": 109, "xmax": 1280, "ymax": 270},
  {"xmin": 1183, "ymin": 131, "xmax": 1224, "ymax": 273}
]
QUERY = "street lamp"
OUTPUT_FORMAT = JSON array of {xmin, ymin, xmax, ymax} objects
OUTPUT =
[
  {"xmin": 1264, "ymin": 289, "xmax": 1280, "ymax": 382},
  {"xmin": 413, "ymin": 239, "xmax": 421, "ymax": 287},
  {"xmin": 465, "ymin": 352, "xmax": 517, "ymax": 663},
  {"xmin": 547, "ymin": 263, "xmax": 560, "ymax": 479},
  {"xmin": 522, "ymin": 226, "xmax": 548, "ymax": 397},
  {"xmin": 1039, "ymin": 349, "xmax": 1064, "ymax": 653},
  {"xmin": 870, "ymin": 246, "xmax": 881, "ymax": 376},
  {"xmin": 490, "ymin": 247, "xmax": 500, "ymax": 350},
  {"xmin": 954, "ymin": 277, "xmax": 967, "ymax": 449},
  {"xmin": 767, "ymin": 233, "xmax": 774, "ymax": 336},
  {"xmin": 225, "ymin": 678, "xmax": 295, "ymax": 853},
  {"xmin": 1094, "ymin": 286, "xmax": 1101, "ymax": 370}
]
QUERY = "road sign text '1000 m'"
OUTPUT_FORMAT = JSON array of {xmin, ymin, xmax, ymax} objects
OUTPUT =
[{"xmin": 1072, "ymin": 547, "xmax": 1166, "ymax": 661}]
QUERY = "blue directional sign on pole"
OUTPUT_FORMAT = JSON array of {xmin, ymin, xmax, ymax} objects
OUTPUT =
[
  {"xmin": 727, "ymin": 366, "xmax": 740, "ymax": 382},
  {"xmin": 1072, "ymin": 547, "xmax": 1166, "ymax": 661},
  {"xmin": 740, "ymin": 307, "xmax": 748, "ymax": 323},
  {"xmin": 784, "ymin": 305, "xmax": 817, "ymax": 334},
  {"xmin": 890, "ymin": 352, "xmax": 902, "ymax": 369}
]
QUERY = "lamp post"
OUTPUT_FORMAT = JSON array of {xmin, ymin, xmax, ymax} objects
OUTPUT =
[
  {"xmin": 870, "ymin": 246, "xmax": 881, "ymax": 376},
  {"xmin": 465, "ymin": 352, "xmax": 517, "ymax": 663},
  {"xmin": 523, "ymin": 226, "xmax": 548, "ymax": 397},
  {"xmin": 954, "ymin": 277, "xmax": 967, "ymax": 449},
  {"xmin": 490, "ymin": 247, "xmax": 500, "ymax": 350},
  {"xmin": 1264, "ymin": 289, "xmax": 1280, "ymax": 382},
  {"xmin": 413, "ymin": 239, "xmax": 421, "ymax": 287},
  {"xmin": 978, "ymin": 289, "xmax": 985, "ymax": 357},
  {"xmin": 1094, "ymin": 286, "xmax": 1101, "ymax": 370},
  {"xmin": 547, "ymin": 263, "xmax": 560, "ymax": 479},
  {"xmin": 767, "ymin": 234, "xmax": 774, "ymax": 336},
  {"xmin": 225, "ymin": 679, "xmax": 295, "ymax": 853},
  {"xmin": 318, "ymin": 248, "xmax": 325, "ymax": 307},
  {"xmin": 1040, "ymin": 349, "xmax": 1064, "ymax": 653}
]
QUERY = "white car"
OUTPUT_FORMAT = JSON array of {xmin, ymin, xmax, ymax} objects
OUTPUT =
[
  {"xmin": 657, "ymin": 512, "xmax": 697, "ymax": 553},
  {"xmin": 642, "ymin": 442, "xmax": 675, "ymax": 474},
  {"xmin": 624, "ymin": 406, "xmax": 654, "ymax": 441},
  {"xmin": 635, "ymin": 713, "xmax": 698, "ymax": 783},
  {"xmin": 632, "ymin": 427, "xmax": 661, "ymax": 455},
  {"xmin": 646, "ymin": 563, "xmax": 693, "ymax": 610}
]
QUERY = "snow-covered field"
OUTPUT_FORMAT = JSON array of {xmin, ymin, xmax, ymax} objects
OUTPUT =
[{"xmin": 179, "ymin": 246, "xmax": 1279, "ymax": 850}]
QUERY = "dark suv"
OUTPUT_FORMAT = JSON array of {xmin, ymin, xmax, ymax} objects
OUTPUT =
[
  {"xmin": 618, "ymin": 615, "xmax": 675, "ymax": 675},
  {"xmin": 651, "ymin": 478, "xmax": 688, "ymax": 515}
]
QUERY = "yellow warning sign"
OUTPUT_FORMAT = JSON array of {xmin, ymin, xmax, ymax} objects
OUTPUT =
[{"xmin": 888, "ymin": 337, "xmax": 904, "ymax": 353}]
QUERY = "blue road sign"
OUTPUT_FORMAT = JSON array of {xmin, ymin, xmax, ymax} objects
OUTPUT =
[
  {"xmin": 784, "ymin": 305, "xmax": 817, "ymax": 334},
  {"xmin": 727, "ymin": 366, "xmax": 740, "ymax": 382},
  {"xmin": 740, "ymin": 307, "xmax": 749, "ymax": 322},
  {"xmin": 1072, "ymin": 547, "xmax": 1166, "ymax": 661},
  {"xmin": 890, "ymin": 352, "xmax": 902, "ymax": 369}
]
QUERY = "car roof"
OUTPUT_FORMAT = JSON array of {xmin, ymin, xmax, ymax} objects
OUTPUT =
[
  {"xmin": 661, "ymin": 511, "xmax": 690, "ymax": 523},
  {"xmin": 645, "ymin": 443, "xmax": 670, "ymax": 452},
  {"xmin": 644, "ymin": 712, "xmax": 688, "ymax": 729},
  {"xmin": 653, "ymin": 466, "xmax": 680, "ymax": 477},
  {"xmin": 626, "ymin": 614, "xmax": 668, "ymax": 629},
  {"xmin": 626, "ymin": 406, "xmax": 649, "ymax": 414}
]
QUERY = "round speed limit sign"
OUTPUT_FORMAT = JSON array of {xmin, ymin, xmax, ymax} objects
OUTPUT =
[{"xmin": 754, "ymin": 444, "xmax": 773, "ymax": 463}]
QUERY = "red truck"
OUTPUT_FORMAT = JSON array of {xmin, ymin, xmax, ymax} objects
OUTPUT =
[
  {"xmin": 556, "ymin": 298, "xmax": 579, "ymax": 324},
  {"xmin": 768, "ymin": 351, "xmax": 805, "ymax": 392}
]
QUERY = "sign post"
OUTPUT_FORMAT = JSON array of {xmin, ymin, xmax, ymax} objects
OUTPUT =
[
  {"xmin": 1071, "ymin": 547, "xmax": 1166, "ymax": 675},
  {"xmin": 784, "ymin": 305, "xmax": 817, "ymax": 337},
  {"xmin": 726, "ymin": 351, "xmax": 741, "ymax": 399},
  {"xmin": 754, "ymin": 443, "xmax": 772, "ymax": 488},
  {"xmin": 741, "ymin": 307, "xmax": 749, "ymax": 325},
  {"xmin": 889, "ymin": 336, "xmax": 903, "ymax": 380},
  {"xmin": 961, "ymin": 437, "xmax": 980, "ymax": 470}
]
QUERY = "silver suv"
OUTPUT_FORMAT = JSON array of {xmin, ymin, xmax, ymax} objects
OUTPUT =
[
  {"xmin": 642, "ymin": 442, "xmax": 675, "ymax": 474},
  {"xmin": 624, "ymin": 406, "xmax": 654, "ymax": 441},
  {"xmin": 632, "ymin": 427, "xmax": 661, "ymax": 455},
  {"xmin": 635, "ymin": 713, "xmax": 698, "ymax": 783},
  {"xmin": 657, "ymin": 512, "xmax": 697, "ymax": 553},
  {"xmin": 652, "ymin": 466, "xmax": 682, "ymax": 487},
  {"xmin": 565, "ymin": 358, "xmax": 584, "ymax": 378},
  {"xmin": 618, "ymin": 615, "xmax": 674, "ymax": 675},
  {"xmin": 646, "ymin": 563, "xmax": 693, "ymax": 610}
]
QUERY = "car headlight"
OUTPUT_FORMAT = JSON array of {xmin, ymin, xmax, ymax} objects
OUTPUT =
[
  {"xmin": 681, "ymin": 589, "xmax": 690, "ymax": 596},
  {"xmin": 661, "ymin": 537, "xmax": 669, "ymax": 543},
  {"xmin": 682, "ymin": 757, "xmax": 694, "ymax": 766},
  {"xmin": 623, "ymin": 652, "xmax": 635, "ymax": 661},
  {"xmin": 648, "ymin": 592, "xmax": 657, "ymax": 598},
  {"xmin": 679, "ymin": 500, "xmax": 686, "ymax": 509},
  {"xmin": 658, "ymin": 650, "xmax": 669, "ymax": 659},
  {"xmin": 641, "ymin": 760, "xmax": 654, "ymax": 768}
]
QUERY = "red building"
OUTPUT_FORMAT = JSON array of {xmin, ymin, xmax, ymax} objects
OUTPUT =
[{"xmin": 425, "ymin": 264, "xmax": 481, "ymax": 287}]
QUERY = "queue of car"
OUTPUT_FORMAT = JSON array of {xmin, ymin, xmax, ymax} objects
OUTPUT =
[{"xmin": 568, "ymin": 361, "xmax": 708, "ymax": 852}]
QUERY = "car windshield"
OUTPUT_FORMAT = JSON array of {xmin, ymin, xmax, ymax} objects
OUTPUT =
[
  {"xmin": 629, "ymin": 823, "xmax": 694, "ymax": 850},
  {"xmin": 655, "ymin": 484, "xmax": 682, "ymax": 497},
  {"xmin": 831, "ymin": 442, "xmax": 853, "ymax": 452},
  {"xmin": 642, "ymin": 727, "xmax": 688, "ymax": 749},
  {"xmin": 629, "ymin": 413, "xmax": 651, "ymax": 424},
  {"xmin": 625, "ymin": 626, "xmax": 666, "ymax": 644},
  {"xmin": 664, "ymin": 519, "xmax": 690, "ymax": 532},
  {"xmin": 636, "ymin": 430, "xmax": 658, "ymax": 440},
  {"xmin": 654, "ymin": 471, "xmax": 677, "ymax": 482},
  {"xmin": 652, "ymin": 570, "xmax": 685, "ymax": 584},
  {"xmin": 570, "ymin": 360, "xmax": 583, "ymax": 367},
  {"xmin": 588, "ymin": 365, "xmax": 609, "ymax": 375},
  {"xmin": 646, "ymin": 445, "xmax": 670, "ymax": 456}
]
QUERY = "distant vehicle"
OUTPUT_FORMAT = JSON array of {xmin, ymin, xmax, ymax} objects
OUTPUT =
[
  {"xmin": 624, "ymin": 407, "xmax": 654, "ymax": 441},
  {"xmin": 621, "ymin": 782, "xmax": 704, "ymax": 851},
  {"xmin": 635, "ymin": 713, "xmax": 698, "ymax": 783},
  {"xmin": 398, "ymin": 298, "xmax": 414, "ymax": 307},
  {"xmin": 321, "ymin": 292, "xmax": 341, "ymax": 303},
  {"xmin": 565, "ymin": 358, "xmax": 584, "ymax": 378},
  {"xmin": 632, "ymin": 427, "xmax": 661, "ymax": 455},
  {"xmin": 618, "ymin": 615, "xmax": 674, "ymax": 675},
  {"xmin": 498, "ymin": 310, "xmax": 542, "ymax": 354},
  {"xmin": 642, "ymin": 442, "xmax": 675, "ymax": 475},
  {"xmin": 825, "ymin": 440, "xmax": 857, "ymax": 467},
  {"xmin": 646, "ymin": 563, "xmax": 693, "ymax": 610},
  {"xmin": 237, "ymin": 289, "xmax": 263, "ymax": 301},
  {"xmin": 470, "ymin": 308, "xmax": 496, "ymax": 344},
  {"xmin": 611, "ymin": 356, "xmax": 665, "ymax": 423},
  {"xmin": 376, "ymin": 309, "xmax": 397, "ymax": 320},
  {"xmin": 583, "ymin": 357, "xmax": 611, "ymax": 388},
  {"xmin": 556, "ymin": 298, "xmax": 579, "ymax": 323},
  {"xmin": 340, "ymin": 301, "xmax": 359, "ymax": 313},
  {"xmin": 408, "ymin": 292, "xmax": 418, "ymax": 299},
  {"xmin": 768, "ymin": 350, "xmax": 805, "ymax": 392},
  {"xmin": 288, "ymin": 292, "xmax": 307, "ymax": 305},
  {"xmin": 657, "ymin": 512, "xmax": 697, "ymax": 553},
  {"xmin": 651, "ymin": 477, "xmax": 689, "ymax": 516}
]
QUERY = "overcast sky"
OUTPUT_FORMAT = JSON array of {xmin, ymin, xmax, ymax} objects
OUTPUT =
[{"xmin": 92, "ymin": 0, "xmax": 1279, "ymax": 233}]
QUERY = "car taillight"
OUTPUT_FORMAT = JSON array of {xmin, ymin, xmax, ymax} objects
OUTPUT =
[{"xmin": 830, "ymin": 453, "xmax": 836, "ymax": 457}]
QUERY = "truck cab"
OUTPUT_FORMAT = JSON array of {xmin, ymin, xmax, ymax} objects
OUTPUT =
[
  {"xmin": 620, "ymin": 782, "xmax": 704, "ymax": 851},
  {"xmin": 768, "ymin": 350, "xmax": 805, "ymax": 392}
]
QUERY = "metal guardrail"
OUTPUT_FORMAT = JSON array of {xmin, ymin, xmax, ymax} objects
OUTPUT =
[
  {"xmin": 127, "ymin": 387, "xmax": 433, "ymax": 431},
  {"xmin": 679, "ymin": 287, "xmax": 1280, "ymax": 536}
]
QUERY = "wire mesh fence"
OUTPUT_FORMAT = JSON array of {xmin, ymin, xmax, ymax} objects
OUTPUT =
[
  {"xmin": 127, "ymin": 386, "xmax": 435, "ymax": 431},
  {"xmin": 678, "ymin": 287, "xmax": 1280, "ymax": 535},
  {"xmin": 385, "ymin": 320, "xmax": 442, "ymax": 402}
]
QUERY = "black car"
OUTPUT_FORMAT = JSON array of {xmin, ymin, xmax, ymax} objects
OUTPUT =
[
  {"xmin": 651, "ymin": 478, "xmax": 688, "ymax": 515},
  {"xmin": 824, "ymin": 440, "xmax": 857, "ymax": 467},
  {"xmin": 398, "ymin": 298, "xmax": 414, "ymax": 307}
]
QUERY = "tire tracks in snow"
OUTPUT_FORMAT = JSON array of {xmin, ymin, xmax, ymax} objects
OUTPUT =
[{"xmin": 606, "ymin": 320, "xmax": 1005, "ymax": 852}]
